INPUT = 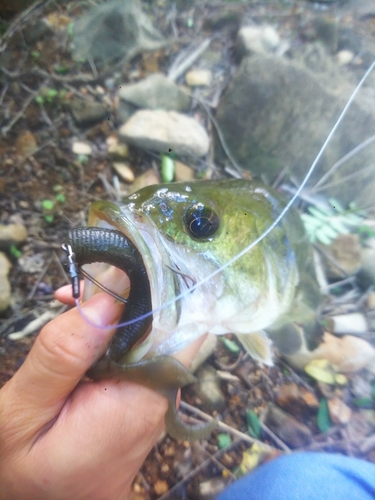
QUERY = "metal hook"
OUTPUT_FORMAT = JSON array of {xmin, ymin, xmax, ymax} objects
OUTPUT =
[
  {"xmin": 61, "ymin": 242, "xmax": 128, "ymax": 304},
  {"xmin": 61, "ymin": 243, "xmax": 81, "ymax": 299}
]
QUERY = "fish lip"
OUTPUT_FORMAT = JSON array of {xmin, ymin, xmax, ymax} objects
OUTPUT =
[{"xmin": 86, "ymin": 201, "xmax": 181, "ymax": 333}]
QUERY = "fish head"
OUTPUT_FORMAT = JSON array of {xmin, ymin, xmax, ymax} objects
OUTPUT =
[{"xmin": 83, "ymin": 179, "xmax": 304, "ymax": 362}]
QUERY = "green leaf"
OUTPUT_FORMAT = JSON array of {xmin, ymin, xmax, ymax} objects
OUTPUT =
[
  {"xmin": 9, "ymin": 245, "xmax": 22, "ymax": 259},
  {"xmin": 353, "ymin": 397, "xmax": 374, "ymax": 409},
  {"xmin": 31, "ymin": 51, "xmax": 41, "ymax": 59},
  {"xmin": 54, "ymin": 65, "xmax": 70, "ymax": 74},
  {"xmin": 46, "ymin": 88, "xmax": 58, "ymax": 102},
  {"xmin": 55, "ymin": 193, "xmax": 66, "ymax": 204},
  {"xmin": 161, "ymin": 154, "xmax": 175, "ymax": 183},
  {"xmin": 319, "ymin": 225, "xmax": 338, "ymax": 240},
  {"xmin": 35, "ymin": 95, "xmax": 44, "ymax": 105},
  {"xmin": 300, "ymin": 214, "xmax": 321, "ymax": 228},
  {"xmin": 329, "ymin": 217, "xmax": 350, "ymax": 233},
  {"xmin": 67, "ymin": 22, "xmax": 74, "ymax": 37},
  {"xmin": 307, "ymin": 207, "xmax": 329, "ymax": 222},
  {"xmin": 317, "ymin": 398, "xmax": 332, "ymax": 433},
  {"xmin": 246, "ymin": 410, "xmax": 261, "ymax": 439},
  {"xmin": 220, "ymin": 337, "xmax": 240, "ymax": 354},
  {"xmin": 44, "ymin": 214, "xmax": 54, "ymax": 223},
  {"xmin": 217, "ymin": 433, "xmax": 231, "ymax": 449},
  {"xmin": 77, "ymin": 154, "xmax": 89, "ymax": 164},
  {"xmin": 329, "ymin": 198, "xmax": 345, "ymax": 213},
  {"xmin": 345, "ymin": 213, "xmax": 363, "ymax": 225},
  {"xmin": 315, "ymin": 227, "xmax": 333, "ymax": 245},
  {"xmin": 42, "ymin": 199, "xmax": 55, "ymax": 211}
]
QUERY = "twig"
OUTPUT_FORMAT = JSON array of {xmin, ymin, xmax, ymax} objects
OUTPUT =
[
  {"xmin": 260, "ymin": 422, "xmax": 291, "ymax": 452},
  {"xmin": 168, "ymin": 38, "xmax": 212, "ymax": 81},
  {"xmin": 179, "ymin": 401, "xmax": 278, "ymax": 452},
  {"xmin": 1, "ymin": 87, "xmax": 41, "ymax": 136},
  {"xmin": 215, "ymin": 351, "xmax": 245, "ymax": 372},
  {"xmin": 0, "ymin": 0, "xmax": 53, "ymax": 52},
  {"xmin": 26, "ymin": 254, "xmax": 54, "ymax": 301},
  {"xmin": 277, "ymin": 358, "xmax": 318, "ymax": 396},
  {"xmin": 8, "ymin": 305, "xmax": 66, "ymax": 340}
]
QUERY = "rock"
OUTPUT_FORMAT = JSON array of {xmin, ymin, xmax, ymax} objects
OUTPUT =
[
  {"xmin": 203, "ymin": 9, "xmax": 241, "ymax": 31},
  {"xmin": 194, "ymin": 364, "xmax": 226, "ymax": 412},
  {"xmin": 23, "ymin": 18, "xmax": 53, "ymax": 44},
  {"xmin": 15, "ymin": 131, "xmax": 38, "ymax": 157},
  {"xmin": 236, "ymin": 25, "xmax": 280, "ymax": 59},
  {"xmin": 367, "ymin": 292, "xmax": 375, "ymax": 310},
  {"xmin": 276, "ymin": 382, "xmax": 319, "ymax": 417},
  {"xmin": 107, "ymin": 137, "xmax": 129, "ymax": 160},
  {"xmin": 328, "ymin": 397, "xmax": 352, "ymax": 425},
  {"xmin": 118, "ymin": 73, "xmax": 191, "ymax": 112},
  {"xmin": 185, "ymin": 69, "xmax": 212, "ymax": 87},
  {"xmin": 112, "ymin": 162, "xmax": 135, "ymax": 183},
  {"xmin": 73, "ymin": 0, "xmax": 165, "ymax": 63},
  {"xmin": 325, "ymin": 234, "xmax": 361, "ymax": 279},
  {"xmin": 358, "ymin": 242, "xmax": 375, "ymax": 287},
  {"xmin": 153, "ymin": 480, "xmax": 168, "ymax": 496},
  {"xmin": 129, "ymin": 169, "xmax": 160, "ymax": 194},
  {"xmin": 70, "ymin": 97, "xmax": 108, "ymax": 126},
  {"xmin": 286, "ymin": 332, "xmax": 375, "ymax": 373},
  {"xmin": 0, "ymin": 223, "xmax": 27, "ymax": 249},
  {"xmin": 119, "ymin": 110, "xmax": 209, "ymax": 157},
  {"xmin": 331, "ymin": 313, "xmax": 368, "ymax": 334},
  {"xmin": 336, "ymin": 49, "xmax": 354, "ymax": 66},
  {"xmin": 214, "ymin": 55, "xmax": 375, "ymax": 207},
  {"xmin": 199, "ymin": 478, "xmax": 227, "ymax": 500},
  {"xmin": 174, "ymin": 161, "xmax": 195, "ymax": 182},
  {"xmin": 72, "ymin": 141, "xmax": 93, "ymax": 156},
  {"xmin": 263, "ymin": 403, "xmax": 312, "ymax": 448},
  {"xmin": 0, "ymin": 252, "xmax": 12, "ymax": 312},
  {"xmin": 351, "ymin": 374, "xmax": 373, "ymax": 400}
]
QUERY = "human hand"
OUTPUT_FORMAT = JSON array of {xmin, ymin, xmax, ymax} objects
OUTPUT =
[{"xmin": 0, "ymin": 286, "xmax": 206, "ymax": 499}]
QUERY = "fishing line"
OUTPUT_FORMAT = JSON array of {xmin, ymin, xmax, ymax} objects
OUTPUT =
[{"xmin": 70, "ymin": 59, "xmax": 375, "ymax": 332}]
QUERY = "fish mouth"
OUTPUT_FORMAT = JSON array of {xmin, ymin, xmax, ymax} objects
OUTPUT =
[{"xmin": 79, "ymin": 200, "xmax": 182, "ymax": 361}]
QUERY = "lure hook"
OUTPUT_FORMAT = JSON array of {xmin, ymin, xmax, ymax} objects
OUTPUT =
[{"xmin": 61, "ymin": 242, "xmax": 128, "ymax": 304}]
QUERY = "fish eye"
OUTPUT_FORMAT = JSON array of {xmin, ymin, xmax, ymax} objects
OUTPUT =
[{"xmin": 184, "ymin": 204, "xmax": 219, "ymax": 239}]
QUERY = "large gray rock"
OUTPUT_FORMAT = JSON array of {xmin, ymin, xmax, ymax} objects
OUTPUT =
[
  {"xmin": 73, "ymin": 0, "xmax": 165, "ymax": 63},
  {"xmin": 119, "ymin": 109, "xmax": 209, "ymax": 157},
  {"xmin": 214, "ymin": 55, "xmax": 375, "ymax": 207},
  {"xmin": 118, "ymin": 73, "xmax": 191, "ymax": 112}
]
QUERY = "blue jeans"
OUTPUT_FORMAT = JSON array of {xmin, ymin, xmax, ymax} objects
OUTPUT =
[{"xmin": 216, "ymin": 452, "xmax": 375, "ymax": 500}]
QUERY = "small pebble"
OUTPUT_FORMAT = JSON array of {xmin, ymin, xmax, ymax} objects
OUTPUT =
[
  {"xmin": 112, "ymin": 162, "xmax": 135, "ymax": 183},
  {"xmin": 336, "ymin": 50, "xmax": 354, "ymax": 66},
  {"xmin": 328, "ymin": 397, "xmax": 352, "ymax": 425},
  {"xmin": 185, "ymin": 69, "xmax": 212, "ymax": 87},
  {"xmin": 367, "ymin": 291, "xmax": 375, "ymax": 310},
  {"xmin": 72, "ymin": 141, "xmax": 92, "ymax": 156},
  {"xmin": 175, "ymin": 161, "xmax": 195, "ymax": 182}
]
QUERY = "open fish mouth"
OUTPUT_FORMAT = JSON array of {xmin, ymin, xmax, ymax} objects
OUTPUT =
[
  {"xmin": 67, "ymin": 200, "xmax": 184, "ymax": 362},
  {"xmin": 68, "ymin": 226, "xmax": 154, "ymax": 362}
]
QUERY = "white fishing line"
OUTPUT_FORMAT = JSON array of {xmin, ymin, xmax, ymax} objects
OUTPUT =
[{"xmin": 75, "ymin": 60, "xmax": 375, "ymax": 331}]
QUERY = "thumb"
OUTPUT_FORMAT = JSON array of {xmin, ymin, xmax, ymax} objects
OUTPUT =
[{"xmin": 1, "ymin": 293, "xmax": 122, "ymax": 443}]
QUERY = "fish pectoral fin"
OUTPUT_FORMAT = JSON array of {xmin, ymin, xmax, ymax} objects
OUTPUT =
[
  {"xmin": 236, "ymin": 331, "xmax": 274, "ymax": 366},
  {"xmin": 164, "ymin": 389, "xmax": 218, "ymax": 441}
]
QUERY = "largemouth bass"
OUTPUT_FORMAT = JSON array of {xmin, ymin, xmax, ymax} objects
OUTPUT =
[{"xmin": 68, "ymin": 179, "xmax": 323, "ymax": 439}]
